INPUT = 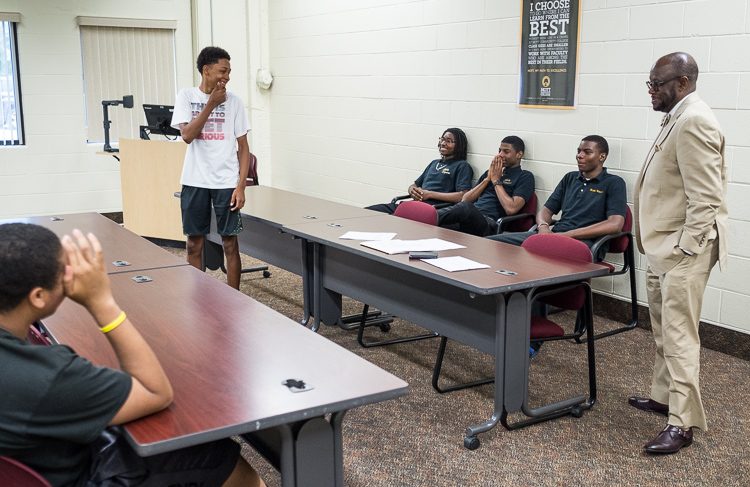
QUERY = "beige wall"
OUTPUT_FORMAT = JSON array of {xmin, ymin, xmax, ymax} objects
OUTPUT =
[
  {"xmin": 0, "ymin": 0, "xmax": 193, "ymax": 216},
  {"xmin": 1, "ymin": 0, "xmax": 748, "ymax": 334},
  {"xmin": 265, "ymin": 0, "xmax": 750, "ymax": 334}
]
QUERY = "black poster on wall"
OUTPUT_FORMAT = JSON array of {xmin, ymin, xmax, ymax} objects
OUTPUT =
[{"xmin": 518, "ymin": 0, "xmax": 581, "ymax": 109}]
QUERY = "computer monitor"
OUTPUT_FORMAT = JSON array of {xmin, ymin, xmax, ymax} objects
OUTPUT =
[{"xmin": 142, "ymin": 104, "xmax": 181, "ymax": 138}]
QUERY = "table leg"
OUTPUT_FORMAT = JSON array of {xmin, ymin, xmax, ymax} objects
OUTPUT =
[
  {"xmin": 309, "ymin": 242, "xmax": 344, "ymax": 332},
  {"xmin": 312, "ymin": 242, "xmax": 321, "ymax": 332},
  {"xmin": 242, "ymin": 412, "xmax": 346, "ymax": 487},
  {"xmin": 464, "ymin": 294, "xmax": 507, "ymax": 449},
  {"xmin": 300, "ymin": 238, "xmax": 312, "ymax": 326},
  {"xmin": 504, "ymin": 291, "xmax": 530, "ymax": 414}
]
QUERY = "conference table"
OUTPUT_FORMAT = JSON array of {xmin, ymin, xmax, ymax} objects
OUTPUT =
[
  {"xmin": 282, "ymin": 214, "xmax": 609, "ymax": 447},
  {"xmin": 9, "ymin": 212, "xmax": 408, "ymax": 487},
  {"xmin": 0, "ymin": 212, "xmax": 187, "ymax": 274},
  {"xmin": 205, "ymin": 186, "xmax": 376, "ymax": 326},
  {"xmin": 208, "ymin": 186, "xmax": 610, "ymax": 446}
]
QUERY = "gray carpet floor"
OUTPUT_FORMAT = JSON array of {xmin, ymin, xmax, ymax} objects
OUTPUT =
[{"xmin": 164, "ymin": 247, "xmax": 750, "ymax": 486}]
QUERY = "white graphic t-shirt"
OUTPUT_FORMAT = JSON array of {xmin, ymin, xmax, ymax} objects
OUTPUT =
[{"xmin": 171, "ymin": 87, "xmax": 251, "ymax": 188}]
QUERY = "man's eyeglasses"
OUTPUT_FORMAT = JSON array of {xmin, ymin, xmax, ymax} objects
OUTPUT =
[
  {"xmin": 646, "ymin": 76, "xmax": 686, "ymax": 92},
  {"xmin": 438, "ymin": 137, "xmax": 455, "ymax": 144}
]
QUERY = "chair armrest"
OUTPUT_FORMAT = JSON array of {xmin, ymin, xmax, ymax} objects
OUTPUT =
[
  {"xmin": 495, "ymin": 212, "xmax": 535, "ymax": 234},
  {"xmin": 390, "ymin": 195, "xmax": 411, "ymax": 204},
  {"xmin": 391, "ymin": 196, "xmax": 453, "ymax": 209},
  {"xmin": 174, "ymin": 192, "xmax": 181, "ymax": 198},
  {"xmin": 431, "ymin": 202, "xmax": 453, "ymax": 209},
  {"xmin": 589, "ymin": 230, "xmax": 629, "ymax": 263}
]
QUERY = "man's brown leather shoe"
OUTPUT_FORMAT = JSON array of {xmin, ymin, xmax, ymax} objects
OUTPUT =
[
  {"xmin": 643, "ymin": 424, "xmax": 693, "ymax": 454},
  {"xmin": 628, "ymin": 397, "xmax": 669, "ymax": 416}
]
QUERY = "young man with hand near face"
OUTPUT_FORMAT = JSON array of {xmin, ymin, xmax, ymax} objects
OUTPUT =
[
  {"xmin": 171, "ymin": 46, "xmax": 251, "ymax": 290},
  {"xmin": 437, "ymin": 135, "xmax": 534, "ymax": 237}
]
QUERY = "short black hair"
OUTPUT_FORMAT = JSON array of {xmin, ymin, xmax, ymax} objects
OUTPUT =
[
  {"xmin": 581, "ymin": 135, "xmax": 609, "ymax": 157},
  {"xmin": 501, "ymin": 135, "xmax": 525, "ymax": 155},
  {"xmin": 0, "ymin": 224, "xmax": 63, "ymax": 312},
  {"xmin": 442, "ymin": 128, "xmax": 468, "ymax": 161},
  {"xmin": 196, "ymin": 46, "xmax": 231, "ymax": 74}
]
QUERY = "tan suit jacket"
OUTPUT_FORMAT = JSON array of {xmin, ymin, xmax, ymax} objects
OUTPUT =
[{"xmin": 634, "ymin": 93, "xmax": 728, "ymax": 276}]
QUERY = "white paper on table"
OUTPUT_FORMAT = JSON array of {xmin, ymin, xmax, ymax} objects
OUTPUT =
[
  {"xmin": 421, "ymin": 256, "xmax": 490, "ymax": 272},
  {"xmin": 339, "ymin": 231, "xmax": 397, "ymax": 241},
  {"xmin": 360, "ymin": 238, "xmax": 465, "ymax": 254}
]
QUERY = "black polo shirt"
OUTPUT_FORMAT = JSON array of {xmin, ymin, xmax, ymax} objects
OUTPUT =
[
  {"xmin": 545, "ymin": 168, "xmax": 627, "ymax": 233},
  {"xmin": 474, "ymin": 166, "xmax": 535, "ymax": 220},
  {"xmin": 414, "ymin": 158, "xmax": 474, "ymax": 194}
]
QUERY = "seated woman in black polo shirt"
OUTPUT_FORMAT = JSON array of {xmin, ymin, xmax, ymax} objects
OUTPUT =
[{"xmin": 366, "ymin": 128, "xmax": 474, "ymax": 214}]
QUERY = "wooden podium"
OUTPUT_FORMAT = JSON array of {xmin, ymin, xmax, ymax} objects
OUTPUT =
[{"xmin": 119, "ymin": 138, "xmax": 186, "ymax": 242}]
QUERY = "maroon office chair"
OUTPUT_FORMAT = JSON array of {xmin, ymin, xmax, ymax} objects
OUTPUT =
[
  {"xmin": 0, "ymin": 456, "xmax": 52, "ymax": 487},
  {"xmin": 27, "ymin": 324, "xmax": 51, "ymax": 346},
  {"xmin": 496, "ymin": 192, "xmax": 537, "ymax": 234},
  {"xmin": 433, "ymin": 234, "xmax": 597, "ymax": 420},
  {"xmin": 245, "ymin": 152, "xmax": 260, "ymax": 186},
  {"xmin": 355, "ymin": 201, "xmax": 441, "ymax": 348},
  {"xmin": 584, "ymin": 206, "xmax": 638, "ymax": 341},
  {"xmin": 393, "ymin": 200, "xmax": 438, "ymax": 225},
  {"xmin": 238, "ymin": 152, "xmax": 270, "ymax": 278},
  {"xmin": 498, "ymin": 234, "xmax": 597, "ymax": 430}
]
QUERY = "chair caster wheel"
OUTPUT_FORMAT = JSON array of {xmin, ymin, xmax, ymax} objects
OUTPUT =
[
  {"xmin": 262, "ymin": 270, "xmax": 271, "ymax": 278},
  {"xmin": 379, "ymin": 324, "xmax": 391, "ymax": 333},
  {"xmin": 571, "ymin": 407, "xmax": 583, "ymax": 418},
  {"xmin": 464, "ymin": 436, "xmax": 480, "ymax": 450}
]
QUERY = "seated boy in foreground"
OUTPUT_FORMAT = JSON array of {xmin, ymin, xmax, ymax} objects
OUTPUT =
[{"xmin": 0, "ymin": 223, "xmax": 264, "ymax": 487}]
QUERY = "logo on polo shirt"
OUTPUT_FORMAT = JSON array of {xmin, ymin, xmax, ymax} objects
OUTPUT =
[
  {"xmin": 589, "ymin": 188, "xmax": 603, "ymax": 194},
  {"xmin": 441, "ymin": 168, "xmax": 451, "ymax": 174}
]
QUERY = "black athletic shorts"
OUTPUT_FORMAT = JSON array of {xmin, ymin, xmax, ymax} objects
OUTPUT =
[
  {"xmin": 86, "ymin": 427, "xmax": 240, "ymax": 487},
  {"xmin": 180, "ymin": 185, "xmax": 243, "ymax": 236}
]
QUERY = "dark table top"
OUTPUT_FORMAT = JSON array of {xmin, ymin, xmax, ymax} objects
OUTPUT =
[
  {"xmin": 0, "ymin": 212, "xmax": 187, "ymax": 274},
  {"xmin": 242, "ymin": 185, "xmax": 378, "ymax": 228},
  {"xmin": 41, "ymin": 265, "xmax": 408, "ymax": 455},
  {"xmin": 284, "ymin": 214, "xmax": 609, "ymax": 295}
]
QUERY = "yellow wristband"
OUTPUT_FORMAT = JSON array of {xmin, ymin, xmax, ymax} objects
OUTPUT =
[{"xmin": 100, "ymin": 311, "xmax": 126, "ymax": 333}]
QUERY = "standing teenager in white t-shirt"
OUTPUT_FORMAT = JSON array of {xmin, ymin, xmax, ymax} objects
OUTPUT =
[{"xmin": 171, "ymin": 46, "xmax": 251, "ymax": 290}]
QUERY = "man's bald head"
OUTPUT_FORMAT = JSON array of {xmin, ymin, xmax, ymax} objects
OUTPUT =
[
  {"xmin": 653, "ymin": 52, "xmax": 699, "ymax": 87},
  {"xmin": 648, "ymin": 52, "xmax": 699, "ymax": 113}
]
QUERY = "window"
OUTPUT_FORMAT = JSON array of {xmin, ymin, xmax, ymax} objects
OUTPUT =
[
  {"xmin": 1, "ymin": 17, "xmax": 24, "ymax": 146},
  {"xmin": 78, "ymin": 17, "xmax": 177, "ymax": 144}
]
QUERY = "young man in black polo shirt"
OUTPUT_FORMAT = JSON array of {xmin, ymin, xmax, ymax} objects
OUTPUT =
[
  {"xmin": 437, "ymin": 135, "xmax": 534, "ymax": 236},
  {"xmin": 488, "ymin": 135, "xmax": 626, "ymax": 262}
]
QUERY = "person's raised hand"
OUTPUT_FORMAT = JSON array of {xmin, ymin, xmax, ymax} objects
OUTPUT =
[
  {"xmin": 209, "ymin": 81, "xmax": 227, "ymax": 108},
  {"xmin": 489, "ymin": 157, "xmax": 503, "ymax": 183},
  {"xmin": 61, "ymin": 230, "xmax": 115, "ymax": 314}
]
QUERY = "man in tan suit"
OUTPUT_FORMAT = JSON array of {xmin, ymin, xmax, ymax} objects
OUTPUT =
[{"xmin": 631, "ymin": 52, "xmax": 728, "ymax": 454}]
